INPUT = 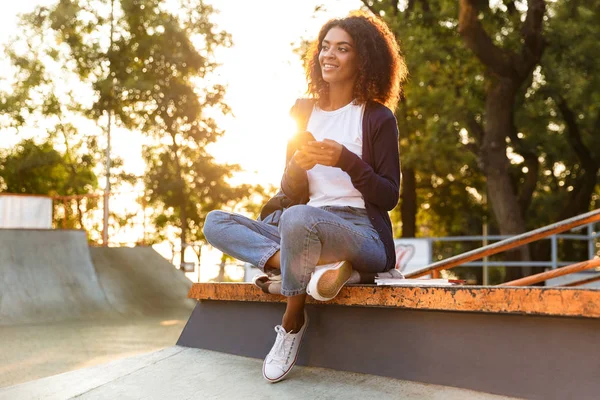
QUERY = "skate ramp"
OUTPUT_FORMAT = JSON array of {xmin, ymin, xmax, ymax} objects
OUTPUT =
[
  {"xmin": 0, "ymin": 229, "xmax": 194, "ymax": 326},
  {"xmin": 0, "ymin": 229, "xmax": 111, "ymax": 326},
  {"xmin": 90, "ymin": 246, "xmax": 195, "ymax": 317}
]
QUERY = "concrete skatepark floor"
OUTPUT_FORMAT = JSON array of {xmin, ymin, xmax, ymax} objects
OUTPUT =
[
  {"xmin": 0, "ymin": 314, "xmax": 190, "ymax": 388},
  {"xmin": 0, "ymin": 347, "xmax": 520, "ymax": 400}
]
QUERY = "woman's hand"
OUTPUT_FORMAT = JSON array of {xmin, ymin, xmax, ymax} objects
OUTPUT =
[
  {"xmin": 302, "ymin": 139, "xmax": 343, "ymax": 167},
  {"xmin": 291, "ymin": 148, "xmax": 317, "ymax": 170}
]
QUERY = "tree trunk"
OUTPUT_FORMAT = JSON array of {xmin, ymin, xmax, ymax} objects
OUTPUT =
[
  {"xmin": 459, "ymin": 0, "xmax": 545, "ymax": 281},
  {"xmin": 218, "ymin": 255, "xmax": 226, "ymax": 282},
  {"xmin": 400, "ymin": 167, "xmax": 417, "ymax": 237},
  {"xmin": 76, "ymin": 198, "xmax": 84, "ymax": 229},
  {"xmin": 179, "ymin": 190, "xmax": 187, "ymax": 268},
  {"xmin": 169, "ymin": 133, "xmax": 188, "ymax": 269},
  {"xmin": 481, "ymin": 81, "xmax": 532, "ymax": 281}
]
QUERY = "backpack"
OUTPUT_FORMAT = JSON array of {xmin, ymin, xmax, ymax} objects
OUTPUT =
[{"xmin": 258, "ymin": 98, "xmax": 315, "ymax": 226}]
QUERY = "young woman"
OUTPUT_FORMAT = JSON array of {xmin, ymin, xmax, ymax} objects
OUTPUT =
[{"xmin": 203, "ymin": 10, "xmax": 407, "ymax": 383}]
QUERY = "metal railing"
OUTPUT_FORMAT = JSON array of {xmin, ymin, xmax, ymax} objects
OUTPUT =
[
  {"xmin": 405, "ymin": 209, "xmax": 600, "ymax": 284},
  {"xmin": 499, "ymin": 258, "xmax": 600, "ymax": 286}
]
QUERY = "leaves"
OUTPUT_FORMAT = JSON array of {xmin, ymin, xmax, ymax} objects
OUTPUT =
[
  {"xmin": 1, "ymin": 0, "xmax": 251, "ymax": 246},
  {"xmin": 362, "ymin": 0, "xmax": 598, "ymax": 281},
  {"xmin": 0, "ymin": 139, "xmax": 98, "ymax": 196}
]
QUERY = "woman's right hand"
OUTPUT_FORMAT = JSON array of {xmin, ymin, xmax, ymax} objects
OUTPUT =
[{"xmin": 292, "ymin": 149, "xmax": 317, "ymax": 170}]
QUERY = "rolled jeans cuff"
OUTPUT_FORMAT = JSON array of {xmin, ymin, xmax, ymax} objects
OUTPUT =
[
  {"xmin": 257, "ymin": 244, "xmax": 280, "ymax": 271},
  {"xmin": 281, "ymin": 287, "xmax": 307, "ymax": 297}
]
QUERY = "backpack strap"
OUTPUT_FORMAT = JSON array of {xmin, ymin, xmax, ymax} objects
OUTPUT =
[{"xmin": 292, "ymin": 98, "xmax": 316, "ymax": 131}]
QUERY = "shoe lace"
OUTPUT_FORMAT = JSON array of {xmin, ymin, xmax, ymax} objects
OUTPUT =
[{"xmin": 267, "ymin": 325, "xmax": 294, "ymax": 365}]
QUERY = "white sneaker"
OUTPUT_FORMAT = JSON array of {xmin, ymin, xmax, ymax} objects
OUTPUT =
[
  {"xmin": 252, "ymin": 274, "xmax": 282, "ymax": 294},
  {"xmin": 306, "ymin": 261, "xmax": 353, "ymax": 301},
  {"xmin": 262, "ymin": 311, "xmax": 309, "ymax": 383}
]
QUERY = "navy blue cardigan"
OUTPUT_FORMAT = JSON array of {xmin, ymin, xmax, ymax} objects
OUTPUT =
[{"xmin": 281, "ymin": 100, "xmax": 401, "ymax": 271}]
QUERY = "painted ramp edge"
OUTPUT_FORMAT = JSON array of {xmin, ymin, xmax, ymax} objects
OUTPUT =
[
  {"xmin": 0, "ymin": 346, "xmax": 516, "ymax": 400},
  {"xmin": 177, "ymin": 300, "xmax": 600, "ymax": 400},
  {"xmin": 187, "ymin": 282, "xmax": 600, "ymax": 318}
]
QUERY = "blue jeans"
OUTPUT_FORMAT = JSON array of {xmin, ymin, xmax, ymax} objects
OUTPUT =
[{"xmin": 203, "ymin": 205, "xmax": 387, "ymax": 296}]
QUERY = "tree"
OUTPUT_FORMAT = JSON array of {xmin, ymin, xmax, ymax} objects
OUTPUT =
[
  {"xmin": 521, "ymin": 0, "xmax": 600, "ymax": 263},
  {"xmin": 0, "ymin": 138, "xmax": 99, "ymax": 228},
  {"xmin": 454, "ymin": 0, "xmax": 546, "ymax": 280},
  {"xmin": 1, "ymin": 0, "xmax": 250, "ymax": 247},
  {"xmin": 361, "ymin": 1, "xmax": 547, "ymax": 280},
  {"xmin": 0, "ymin": 138, "xmax": 97, "ymax": 196},
  {"xmin": 362, "ymin": 1, "xmax": 488, "ymax": 240}
]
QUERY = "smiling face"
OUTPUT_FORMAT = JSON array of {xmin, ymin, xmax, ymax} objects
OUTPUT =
[{"xmin": 318, "ymin": 26, "xmax": 359, "ymax": 86}]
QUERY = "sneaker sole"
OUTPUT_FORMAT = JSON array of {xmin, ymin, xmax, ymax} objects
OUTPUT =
[
  {"xmin": 262, "ymin": 312, "xmax": 309, "ymax": 383},
  {"xmin": 307, "ymin": 261, "xmax": 352, "ymax": 301}
]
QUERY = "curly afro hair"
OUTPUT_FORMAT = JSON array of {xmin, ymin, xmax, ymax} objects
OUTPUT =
[{"xmin": 305, "ymin": 10, "xmax": 408, "ymax": 111}]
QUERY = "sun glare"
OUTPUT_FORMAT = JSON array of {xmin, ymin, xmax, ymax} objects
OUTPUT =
[{"xmin": 208, "ymin": 105, "xmax": 299, "ymax": 187}]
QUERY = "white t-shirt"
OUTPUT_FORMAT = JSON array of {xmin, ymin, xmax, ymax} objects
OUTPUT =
[{"xmin": 306, "ymin": 101, "xmax": 366, "ymax": 208}]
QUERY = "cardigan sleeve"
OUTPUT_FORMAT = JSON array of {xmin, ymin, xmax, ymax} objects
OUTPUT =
[
  {"xmin": 280, "ymin": 101, "xmax": 310, "ymax": 203},
  {"xmin": 280, "ymin": 151, "xmax": 309, "ymax": 203},
  {"xmin": 335, "ymin": 113, "xmax": 401, "ymax": 211}
]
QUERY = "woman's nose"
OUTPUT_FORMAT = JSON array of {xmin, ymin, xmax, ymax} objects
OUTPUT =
[{"xmin": 322, "ymin": 47, "xmax": 335, "ymax": 58}]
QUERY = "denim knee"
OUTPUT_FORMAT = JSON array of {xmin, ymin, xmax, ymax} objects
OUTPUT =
[
  {"xmin": 203, "ymin": 210, "xmax": 228, "ymax": 245},
  {"xmin": 279, "ymin": 205, "xmax": 314, "ymax": 237}
]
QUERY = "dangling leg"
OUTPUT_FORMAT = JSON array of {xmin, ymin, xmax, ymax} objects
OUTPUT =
[{"xmin": 263, "ymin": 205, "xmax": 386, "ymax": 382}]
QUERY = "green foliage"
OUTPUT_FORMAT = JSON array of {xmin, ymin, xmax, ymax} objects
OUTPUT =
[
  {"xmin": 361, "ymin": 0, "xmax": 599, "ymax": 282},
  {"xmin": 142, "ymin": 144, "xmax": 251, "ymax": 243},
  {"xmin": 520, "ymin": 0, "xmax": 600, "ymax": 229},
  {"xmin": 0, "ymin": 138, "xmax": 97, "ymax": 195},
  {"xmin": 365, "ymin": 0, "xmax": 488, "ymax": 239},
  {"xmin": 1, "ymin": 0, "xmax": 253, "ymax": 245}
]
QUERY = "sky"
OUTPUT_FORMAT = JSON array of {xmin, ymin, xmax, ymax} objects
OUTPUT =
[{"xmin": 0, "ymin": 0, "xmax": 363, "ymax": 187}]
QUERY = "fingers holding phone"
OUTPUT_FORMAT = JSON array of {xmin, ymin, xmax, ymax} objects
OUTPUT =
[
  {"xmin": 289, "ymin": 131, "xmax": 316, "ymax": 153},
  {"xmin": 303, "ymin": 139, "xmax": 343, "ymax": 167},
  {"xmin": 290, "ymin": 131, "xmax": 317, "ymax": 170},
  {"xmin": 292, "ymin": 149, "xmax": 317, "ymax": 170}
]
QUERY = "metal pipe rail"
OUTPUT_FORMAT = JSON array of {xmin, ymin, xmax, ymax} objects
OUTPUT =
[
  {"xmin": 405, "ymin": 208, "xmax": 600, "ymax": 279},
  {"xmin": 500, "ymin": 258, "xmax": 600, "ymax": 287},
  {"xmin": 559, "ymin": 274, "xmax": 600, "ymax": 288}
]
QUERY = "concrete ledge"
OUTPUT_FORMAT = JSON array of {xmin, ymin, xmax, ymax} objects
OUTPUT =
[{"xmin": 188, "ymin": 283, "xmax": 600, "ymax": 319}]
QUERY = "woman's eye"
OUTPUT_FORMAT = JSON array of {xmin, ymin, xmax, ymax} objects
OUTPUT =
[
  {"xmin": 321, "ymin": 46, "xmax": 329, "ymax": 51},
  {"xmin": 338, "ymin": 47, "xmax": 347, "ymax": 52}
]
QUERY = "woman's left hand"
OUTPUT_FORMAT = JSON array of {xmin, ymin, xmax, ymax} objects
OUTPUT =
[{"xmin": 302, "ymin": 139, "xmax": 343, "ymax": 167}]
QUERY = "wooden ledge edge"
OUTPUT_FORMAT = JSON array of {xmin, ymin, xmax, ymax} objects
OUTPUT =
[{"xmin": 188, "ymin": 283, "xmax": 600, "ymax": 319}]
